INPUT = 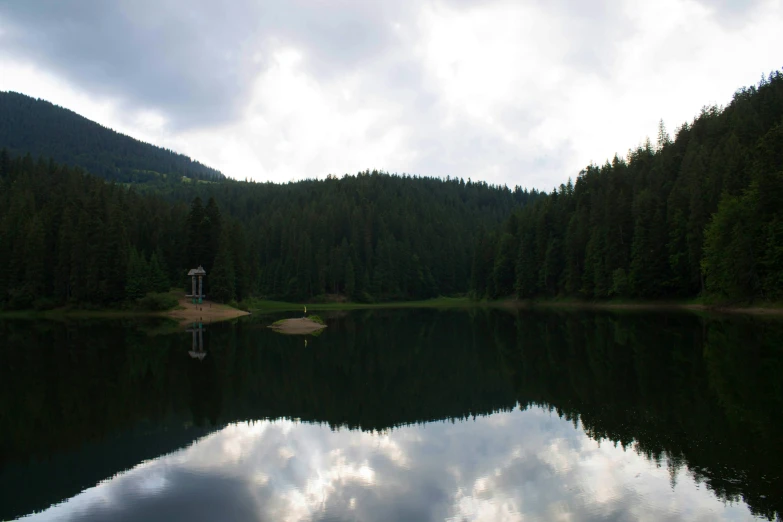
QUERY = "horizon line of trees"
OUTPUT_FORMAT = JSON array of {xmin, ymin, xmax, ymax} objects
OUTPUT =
[
  {"xmin": 0, "ymin": 151, "xmax": 533, "ymax": 309},
  {"xmin": 2, "ymin": 70, "xmax": 782, "ymax": 308}
]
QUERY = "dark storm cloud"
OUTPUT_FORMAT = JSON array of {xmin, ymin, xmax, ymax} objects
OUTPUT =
[
  {"xmin": 0, "ymin": 0, "xmax": 268, "ymax": 128},
  {"xmin": 0, "ymin": 0, "xmax": 419, "ymax": 129}
]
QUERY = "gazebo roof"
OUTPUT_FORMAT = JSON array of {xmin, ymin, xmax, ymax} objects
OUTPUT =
[{"xmin": 188, "ymin": 265, "xmax": 207, "ymax": 276}]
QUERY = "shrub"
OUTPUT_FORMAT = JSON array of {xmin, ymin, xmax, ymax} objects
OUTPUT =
[
  {"xmin": 307, "ymin": 314, "xmax": 325, "ymax": 325},
  {"xmin": 32, "ymin": 298, "xmax": 57, "ymax": 311},
  {"xmin": 136, "ymin": 292, "xmax": 178, "ymax": 311}
]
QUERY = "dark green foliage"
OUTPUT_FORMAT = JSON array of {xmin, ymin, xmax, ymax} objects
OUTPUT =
[
  {"xmin": 0, "ymin": 150, "xmax": 532, "ymax": 308},
  {"xmin": 209, "ymin": 235, "xmax": 236, "ymax": 303},
  {"xmin": 471, "ymin": 70, "xmax": 783, "ymax": 302},
  {"xmin": 125, "ymin": 248, "xmax": 150, "ymax": 301},
  {"xmin": 0, "ymin": 92, "xmax": 224, "ymax": 183},
  {"xmin": 135, "ymin": 292, "xmax": 178, "ymax": 311},
  {"xmin": 149, "ymin": 251, "xmax": 170, "ymax": 293}
]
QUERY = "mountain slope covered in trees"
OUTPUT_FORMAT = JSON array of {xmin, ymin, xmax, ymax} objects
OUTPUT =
[
  {"xmin": 0, "ymin": 91, "xmax": 224, "ymax": 183},
  {"xmin": 471, "ymin": 70, "xmax": 783, "ymax": 303}
]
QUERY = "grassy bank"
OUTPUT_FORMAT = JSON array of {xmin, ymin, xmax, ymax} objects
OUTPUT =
[
  {"xmin": 490, "ymin": 296, "xmax": 783, "ymax": 316},
  {"xmin": 246, "ymin": 295, "xmax": 783, "ymax": 317},
  {"xmin": 0, "ymin": 290, "xmax": 248, "ymax": 324},
  {"xmin": 243, "ymin": 296, "xmax": 476, "ymax": 313}
]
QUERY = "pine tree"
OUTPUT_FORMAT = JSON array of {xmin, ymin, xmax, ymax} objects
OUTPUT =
[
  {"xmin": 345, "ymin": 258, "xmax": 356, "ymax": 299},
  {"xmin": 210, "ymin": 236, "xmax": 236, "ymax": 303},
  {"xmin": 149, "ymin": 250, "xmax": 170, "ymax": 293},
  {"xmin": 186, "ymin": 197, "xmax": 206, "ymax": 269},
  {"xmin": 204, "ymin": 197, "xmax": 222, "ymax": 272},
  {"xmin": 125, "ymin": 248, "xmax": 150, "ymax": 300},
  {"xmin": 0, "ymin": 148, "xmax": 9, "ymax": 179}
]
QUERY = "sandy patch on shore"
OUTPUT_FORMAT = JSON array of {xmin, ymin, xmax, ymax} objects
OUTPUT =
[
  {"xmin": 166, "ymin": 297, "xmax": 250, "ymax": 325},
  {"xmin": 269, "ymin": 317, "xmax": 327, "ymax": 335}
]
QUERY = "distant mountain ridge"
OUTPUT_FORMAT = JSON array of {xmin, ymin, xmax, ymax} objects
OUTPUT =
[{"xmin": 0, "ymin": 91, "xmax": 224, "ymax": 183}]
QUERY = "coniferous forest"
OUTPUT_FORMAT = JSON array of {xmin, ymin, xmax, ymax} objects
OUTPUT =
[
  {"xmin": 1, "ymin": 70, "xmax": 782, "ymax": 309},
  {"xmin": 0, "ymin": 151, "xmax": 532, "ymax": 309},
  {"xmin": 471, "ymin": 71, "xmax": 783, "ymax": 302}
]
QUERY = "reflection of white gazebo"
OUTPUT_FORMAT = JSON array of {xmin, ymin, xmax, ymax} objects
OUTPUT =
[
  {"xmin": 187, "ymin": 323, "xmax": 206, "ymax": 361},
  {"xmin": 187, "ymin": 266, "xmax": 207, "ymax": 304}
]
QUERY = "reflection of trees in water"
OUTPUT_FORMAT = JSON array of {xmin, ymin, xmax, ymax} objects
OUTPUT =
[
  {"xmin": 0, "ymin": 311, "xmax": 781, "ymax": 520},
  {"xmin": 493, "ymin": 311, "xmax": 783, "ymax": 521}
]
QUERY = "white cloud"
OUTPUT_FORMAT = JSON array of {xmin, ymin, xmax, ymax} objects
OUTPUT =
[{"xmin": 1, "ymin": 0, "xmax": 782, "ymax": 189}]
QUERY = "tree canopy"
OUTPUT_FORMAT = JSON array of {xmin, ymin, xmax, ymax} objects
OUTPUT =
[{"xmin": 470, "ymin": 70, "xmax": 783, "ymax": 303}]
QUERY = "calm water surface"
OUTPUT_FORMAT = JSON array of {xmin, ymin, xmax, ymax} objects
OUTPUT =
[{"xmin": 1, "ymin": 309, "xmax": 781, "ymax": 521}]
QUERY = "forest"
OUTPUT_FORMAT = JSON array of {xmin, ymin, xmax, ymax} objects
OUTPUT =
[
  {"xmin": 471, "ymin": 70, "xmax": 783, "ymax": 302},
  {"xmin": 1, "ymin": 70, "xmax": 782, "ymax": 309},
  {"xmin": 0, "ymin": 151, "xmax": 532, "ymax": 309}
]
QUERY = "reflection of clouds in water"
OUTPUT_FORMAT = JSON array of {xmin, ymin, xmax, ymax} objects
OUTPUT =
[{"xmin": 20, "ymin": 409, "xmax": 758, "ymax": 522}]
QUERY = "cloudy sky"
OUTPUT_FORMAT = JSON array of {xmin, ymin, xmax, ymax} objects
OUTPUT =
[
  {"xmin": 0, "ymin": 0, "xmax": 781, "ymax": 190},
  {"xmin": 20, "ymin": 410, "xmax": 757, "ymax": 522}
]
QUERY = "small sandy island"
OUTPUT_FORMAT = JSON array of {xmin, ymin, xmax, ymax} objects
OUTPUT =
[
  {"xmin": 166, "ymin": 297, "xmax": 250, "ymax": 325},
  {"xmin": 269, "ymin": 317, "xmax": 327, "ymax": 335}
]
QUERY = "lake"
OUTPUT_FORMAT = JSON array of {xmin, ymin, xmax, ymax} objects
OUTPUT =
[{"xmin": 1, "ymin": 309, "xmax": 781, "ymax": 521}]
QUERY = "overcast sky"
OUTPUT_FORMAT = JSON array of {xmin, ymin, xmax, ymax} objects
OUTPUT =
[{"xmin": 1, "ymin": 0, "xmax": 781, "ymax": 190}]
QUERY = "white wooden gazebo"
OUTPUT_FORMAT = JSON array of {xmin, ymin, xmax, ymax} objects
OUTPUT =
[{"xmin": 187, "ymin": 265, "xmax": 206, "ymax": 304}]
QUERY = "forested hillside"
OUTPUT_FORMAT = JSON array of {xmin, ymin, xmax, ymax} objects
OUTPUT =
[
  {"xmin": 0, "ymin": 92, "xmax": 223, "ymax": 183},
  {"xmin": 471, "ymin": 70, "xmax": 783, "ymax": 302},
  {"xmin": 2, "ymin": 71, "xmax": 781, "ymax": 309},
  {"xmin": 0, "ymin": 153, "xmax": 532, "ymax": 309}
]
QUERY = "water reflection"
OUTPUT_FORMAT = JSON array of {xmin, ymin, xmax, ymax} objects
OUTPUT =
[
  {"xmin": 19, "ymin": 413, "xmax": 758, "ymax": 522},
  {"xmin": 187, "ymin": 322, "xmax": 206, "ymax": 360},
  {"xmin": 0, "ymin": 310, "xmax": 781, "ymax": 521}
]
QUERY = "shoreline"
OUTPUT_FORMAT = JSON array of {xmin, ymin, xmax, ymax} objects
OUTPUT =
[
  {"xmin": 248, "ymin": 296, "xmax": 783, "ymax": 317},
  {"xmin": 491, "ymin": 298, "xmax": 783, "ymax": 316},
  {"xmin": 3, "ymin": 296, "xmax": 782, "ymax": 320},
  {"xmin": 0, "ymin": 296, "xmax": 250, "ymax": 324}
]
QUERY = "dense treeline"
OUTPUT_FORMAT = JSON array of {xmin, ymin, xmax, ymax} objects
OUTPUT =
[
  {"xmin": 0, "ymin": 91, "xmax": 224, "ymax": 183},
  {"xmin": 471, "ymin": 71, "xmax": 783, "ymax": 302},
  {"xmin": 0, "ymin": 152, "xmax": 533, "ymax": 309}
]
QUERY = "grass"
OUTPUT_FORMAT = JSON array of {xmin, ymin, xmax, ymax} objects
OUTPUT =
[
  {"xmin": 244, "ymin": 296, "xmax": 476, "ymax": 313},
  {"xmin": 0, "ymin": 289, "xmax": 206, "ymax": 319}
]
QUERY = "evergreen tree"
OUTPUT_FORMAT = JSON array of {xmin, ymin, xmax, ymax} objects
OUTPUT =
[
  {"xmin": 149, "ymin": 250, "xmax": 170, "ymax": 293},
  {"xmin": 186, "ymin": 197, "xmax": 206, "ymax": 269},
  {"xmin": 210, "ymin": 235, "xmax": 236, "ymax": 303},
  {"xmin": 125, "ymin": 248, "xmax": 150, "ymax": 300}
]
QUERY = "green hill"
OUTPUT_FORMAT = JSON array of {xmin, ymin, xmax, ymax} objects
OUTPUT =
[{"xmin": 0, "ymin": 91, "xmax": 224, "ymax": 183}]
